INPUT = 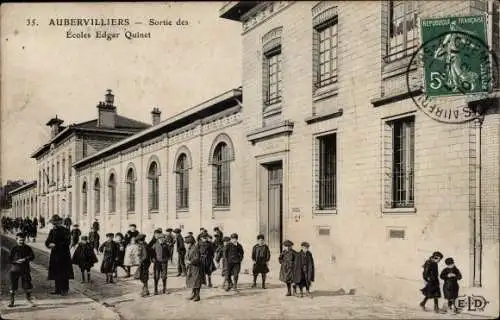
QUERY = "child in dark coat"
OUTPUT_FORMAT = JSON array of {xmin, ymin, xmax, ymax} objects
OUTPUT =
[
  {"xmin": 8, "ymin": 233, "xmax": 35, "ymax": 307},
  {"xmin": 223, "ymin": 233, "xmax": 244, "ymax": 292},
  {"xmin": 136, "ymin": 234, "xmax": 151, "ymax": 297},
  {"xmin": 419, "ymin": 251, "xmax": 443, "ymax": 313},
  {"xmin": 440, "ymin": 257, "xmax": 462, "ymax": 314},
  {"xmin": 113, "ymin": 233, "xmax": 126, "ymax": 278},
  {"xmin": 99, "ymin": 233, "xmax": 119, "ymax": 284},
  {"xmin": 198, "ymin": 233, "xmax": 216, "ymax": 287},
  {"xmin": 251, "ymin": 234, "xmax": 270, "ymax": 289},
  {"xmin": 72, "ymin": 235, "xmax": 98, "ymax": 283},
  {"xmin": 279, "ymin": 240, "xmax": 296, "ymax": 297},
  {"xmin": 88, "ymin": 227, "xmax": 100, "ymax": 254},
  {"xmin": 215, "ymin": 236, "xmax": 230, "ymax": 289},
  {"xmin": 293, "ymin": 242, "xmax": 315, "ymax": 298}
]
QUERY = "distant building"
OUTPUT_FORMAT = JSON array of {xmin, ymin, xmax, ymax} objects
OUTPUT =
[
  {"xmin": 0, "ymin": 180, "xmax": 26, "ymax": 209},
  {"xmin": 30, "ymin": 90, "xmax": 151, "ymax": 223},
  {"xmin": 9, "ymin": 181, "xmax": 37, "ymax": 219}
]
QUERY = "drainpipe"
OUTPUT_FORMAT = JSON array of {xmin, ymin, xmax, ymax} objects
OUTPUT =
[
  {"xmin": 199, "ymin": 120, "xmax": 204, "ymax": 230},
  {"xmin": 473, "ymin": 111, "xmax": 484, "ymax": 288}
]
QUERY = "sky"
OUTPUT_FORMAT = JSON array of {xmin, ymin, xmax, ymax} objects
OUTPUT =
[{"xmin": 1, "ymin": 2, "xmax": 242, "ymax": 183}]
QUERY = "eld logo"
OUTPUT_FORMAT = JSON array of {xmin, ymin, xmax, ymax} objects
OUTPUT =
[{"xmin": 455, "ymin": 295, "xmax": 489, "ymax": 312}]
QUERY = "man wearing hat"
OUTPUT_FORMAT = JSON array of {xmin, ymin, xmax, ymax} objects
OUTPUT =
[
  {"xmin": 174, "ymin": 228, "xmax": 186, "ymax": 277},
  {"xmin": 279, "ymin": 240, "xmax": 296, "ymax": 297},
  {"xmin": 70, "ymin": 224, "xmax": 81, "ymax": 247},
  {"xmin": 224, "ymin": 233, "xmax": 244, "ymax": 292},
  {"xmin": 45, "ymin": 215, "xmax": 74, "ymax": 295},
  {"xmin": 184, "ymin": 236, "xmax": 202, "ymax": 301}
]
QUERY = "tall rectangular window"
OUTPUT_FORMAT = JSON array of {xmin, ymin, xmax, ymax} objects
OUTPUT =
[
  {"xmin": 391, "ymin": 117, "xmax": 415, "ymax": 208},
  {"xmin": 314, "ymin": 19, "xmax": 338, "ymax": 88},
  {"xmin": 316, "ymin": 134, "xmax": 337, "ymax": 210},
  {"xmin": 68, "ymin": 191, "xmax": 72, "ymax": 216},
  {"xmin": 56, "ymin": 161, "xmax": 60, "ymax": 185},
  {"xmin": 68, "ymin": 155, "xmax": 72, "ymax": 178},
  {"xmin": 264, "ymin": 48, "xmax": 282, "ymax": 105},
  {"xmin": 387, "ymin": 1, "xmax": 418, "ymax": 61},
  {"xmin": 62, "ymin": 158, "xmax": 66, "ymax": 183}
]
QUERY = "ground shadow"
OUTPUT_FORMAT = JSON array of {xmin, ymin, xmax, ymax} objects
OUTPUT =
[
  {"xmin": 203, "ymin": 290, "xmax": 265, "ymax": 300},
  {"xmin": 311, "ymin": 288, "xmax": 356, "ymax": 298},
  {"xmin": 2, "ymin": 300, "xmax": 93, "ymax": 315}
]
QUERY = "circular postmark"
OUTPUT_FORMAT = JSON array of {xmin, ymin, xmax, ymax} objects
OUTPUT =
[{"xmin": 406, "ymin": 26, "xmax": 499, "ymax": 124}]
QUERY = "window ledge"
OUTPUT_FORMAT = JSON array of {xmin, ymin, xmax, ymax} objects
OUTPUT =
[
  {"xmin": 382, "ymin": 207, "xmax": 417, "ymax": 215},
  {"xmin": 247, "ymin": 120, "xmax": 294, "ymax": 144},
  {"xmin": 149, "ymin": 210, "xmax": 159, "ymax": 214},
  {"xmin": 176, "ymin": 208, "xmax": 189, "ymax": 213},
  {"xmin": 305, "ymin": 108, "xmax": 343, "ymax": 124},
  {"xmin": 371, "ymin": 88, "xmax": 422, "ymax": 107},
  {"xmin": 213, "ymin": 206, "xmax": 230, "ymax": 212},
  {"xmin": 382, "ymin": 54, "xmax": 417, "ymax": 80},
  {"xmin": 313, "ymin": 83, "xmax": 338, "ymax": 102},
  {"xmin": 127, "ymin": 211, "xmax": 135, "ymax": 215},
  {"xmin": 313, "ymin": 208, "xmax": 337, "ymax": 215}
]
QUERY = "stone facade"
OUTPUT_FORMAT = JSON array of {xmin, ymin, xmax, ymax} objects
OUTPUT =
[
  {"xmin": 10, "ymin": 181, "xmax": 37, "ymax": 219},
  {"xmin": 220, "ymin": 0, "xmax": 499, "ymax": 312}
]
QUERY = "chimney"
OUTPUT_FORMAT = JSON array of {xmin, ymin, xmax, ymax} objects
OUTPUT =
[
  {"xmin": 46, "ymin": 115, "xmax": 64, "ymax": 138},
  {"xmin": 151, "ymin": 107, "xmax": 161, "ymax": 126},
  {"xmin": 97, "ymin": 89, "xmax": 117, "ymax": 128}
]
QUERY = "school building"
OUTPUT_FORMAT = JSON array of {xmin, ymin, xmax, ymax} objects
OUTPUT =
[{"xmin": 9, "ymin": 0, "xmax": 499, "ymax": 312}]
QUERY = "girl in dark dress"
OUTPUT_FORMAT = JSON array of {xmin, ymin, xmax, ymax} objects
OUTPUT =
[
  {"xmin": 419, "ymin": 251, "xmax": 443, "ymax": 313},
  {"xmin": 72, "ymin": 236, "xmax": 98, "ymax": 283},
  {"xmin": 440, "ymin": 257, "xmax": 462, "ymax": 314},
  {"xmin": 251, "ymin": 234, "xmax": 270, "ymax": 289},
  {"xmin": 113, "ymin": 233, "xmax": 126, "ymax": 278},
  {"xmin": 99, "ymin": 233, "xmax": 119, "ymax": 284},
  {"xmin": 293, "ymin": 242, "xmax": 315, "ymax": 298},
  {"xmin": 279, "ymin": 240, "xmax": 296, "ymax": 297}
]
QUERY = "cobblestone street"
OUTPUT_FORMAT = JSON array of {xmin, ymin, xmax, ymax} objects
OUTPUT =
[{"xmin": 1, "ymin": 231, "xmax": 492, "ymax": 320}]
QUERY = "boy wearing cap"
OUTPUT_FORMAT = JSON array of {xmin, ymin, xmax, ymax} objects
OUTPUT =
[
  {"xmin": 224, "ymin": 233, "xmax": 244, "ymax": 292},
  {"xmin": 419, "ymin": 251, "xmax": 444, "ymax": 312},
  {"xmin": 279, "ymin": 240, "xmax": 297, "ymax": 297},
  {"xmin": 72, "ymin": 235, "xmax": 98, "ymax": 283},
  {"xmin": 8, "ymin": 233, "xmax": 35, "ymax": 307},
  {"xmin": 113, "ymin": 233, "xmax": 126, "ymax": 279},
  {"xmin": 99, "ymin": 233, "xmax": 119, "ymax": 284},
  {"xmin": 440, "ymin": 257, "xmax": 462, "ymax": 314},
  {"xmin": 152, "ymin": 234, "xmax": 171, "ymax": 295},
  {"xmin": 148, "ymin": 228, "xmax": 163, "ymax": 248},
  {"xmin": 293, "ymin": 242, "xmax": 315, "ymax": 298},
  {"xmin": 88, "ymin": 226, "xmax": 100, "ymax": 256},
  {"xmin": 70, "ymin": 224, "xmax": 81, "ymax": 248},
  {"xmin": 185, "ymin": 236, "xmax": 203, "ymax": 301},
  {"xmin": 252, "ymin": 234, "xmax": 271, "ymax": 289},
  {"xmin": 215, "ymin": 236, "xmax": 230, "ymax": 289},
  {"xmin": 174, "ymin": 228, "xmax": 186, "ymax": 277}
]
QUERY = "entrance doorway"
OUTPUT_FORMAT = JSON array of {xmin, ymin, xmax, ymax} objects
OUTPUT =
[{"xmin": 260, "ymin": 162, "xmax": 283, "ymax": 252}]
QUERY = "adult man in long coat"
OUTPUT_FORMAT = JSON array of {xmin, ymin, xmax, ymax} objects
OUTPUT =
[
  {"xmin": 185, "ymin": 236, "xmax": 202, "ymax": 302},
  {"xmin": 45, "ymin": 215, "xmax": 74, "ymax": 295}
]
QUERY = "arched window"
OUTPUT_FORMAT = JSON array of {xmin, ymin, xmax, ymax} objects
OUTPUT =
[
  {"xmin": 148, "ymin": 162, "xmax": 159, "ymax": 212},
  {"xmin": 126, "ymin": 168, "xmax": 135, "ymax": 212},
  {"xmin": 212, "ymin": 142, "xmax": 231, "ymax": 207},
  {"xmin": 81, "ymin": 182, "xmax": 88, "ymax": 214},
  {"xmin": 175, "ymin": 154, "xmax": 189, "ymax": 209},
  {"xmin": 108, "ymin": 173, "xmax": 116, "ymax": 213},
  {"xmin": 94, "ymin": 178, "xmax": 101, "ymax": 214}
]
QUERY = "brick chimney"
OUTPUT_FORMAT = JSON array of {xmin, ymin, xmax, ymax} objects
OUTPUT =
[
  {"xmin": 151, "ymin": 107, "xmax": 161, "ymax": 126},
  {"xmin": 46, "ymin": 115, "xmax": 64, "ymax": 138},
  {"xmin": 97, "ymin": 89, "xmax": 117, "ymax": 128}
]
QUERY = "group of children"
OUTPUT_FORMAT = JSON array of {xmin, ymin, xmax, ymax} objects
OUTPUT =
[{"xmin": 419, "ymin": 251, "xmax": 463, "ymax": 314}]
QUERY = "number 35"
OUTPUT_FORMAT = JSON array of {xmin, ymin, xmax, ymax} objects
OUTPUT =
[{"xmin": 26, "ymin": 19, "xmax": 37, "ymax": 26}]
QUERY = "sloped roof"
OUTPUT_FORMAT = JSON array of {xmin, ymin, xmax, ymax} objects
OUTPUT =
[{"xmin": 31, "ymin": 115, "xmax": 150, "ymax": 159}]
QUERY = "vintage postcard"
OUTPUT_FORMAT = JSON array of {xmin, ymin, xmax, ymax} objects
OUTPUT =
[{"xmin": 1, "ymin": 1, "xmax": 499, "ymax": 319}]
